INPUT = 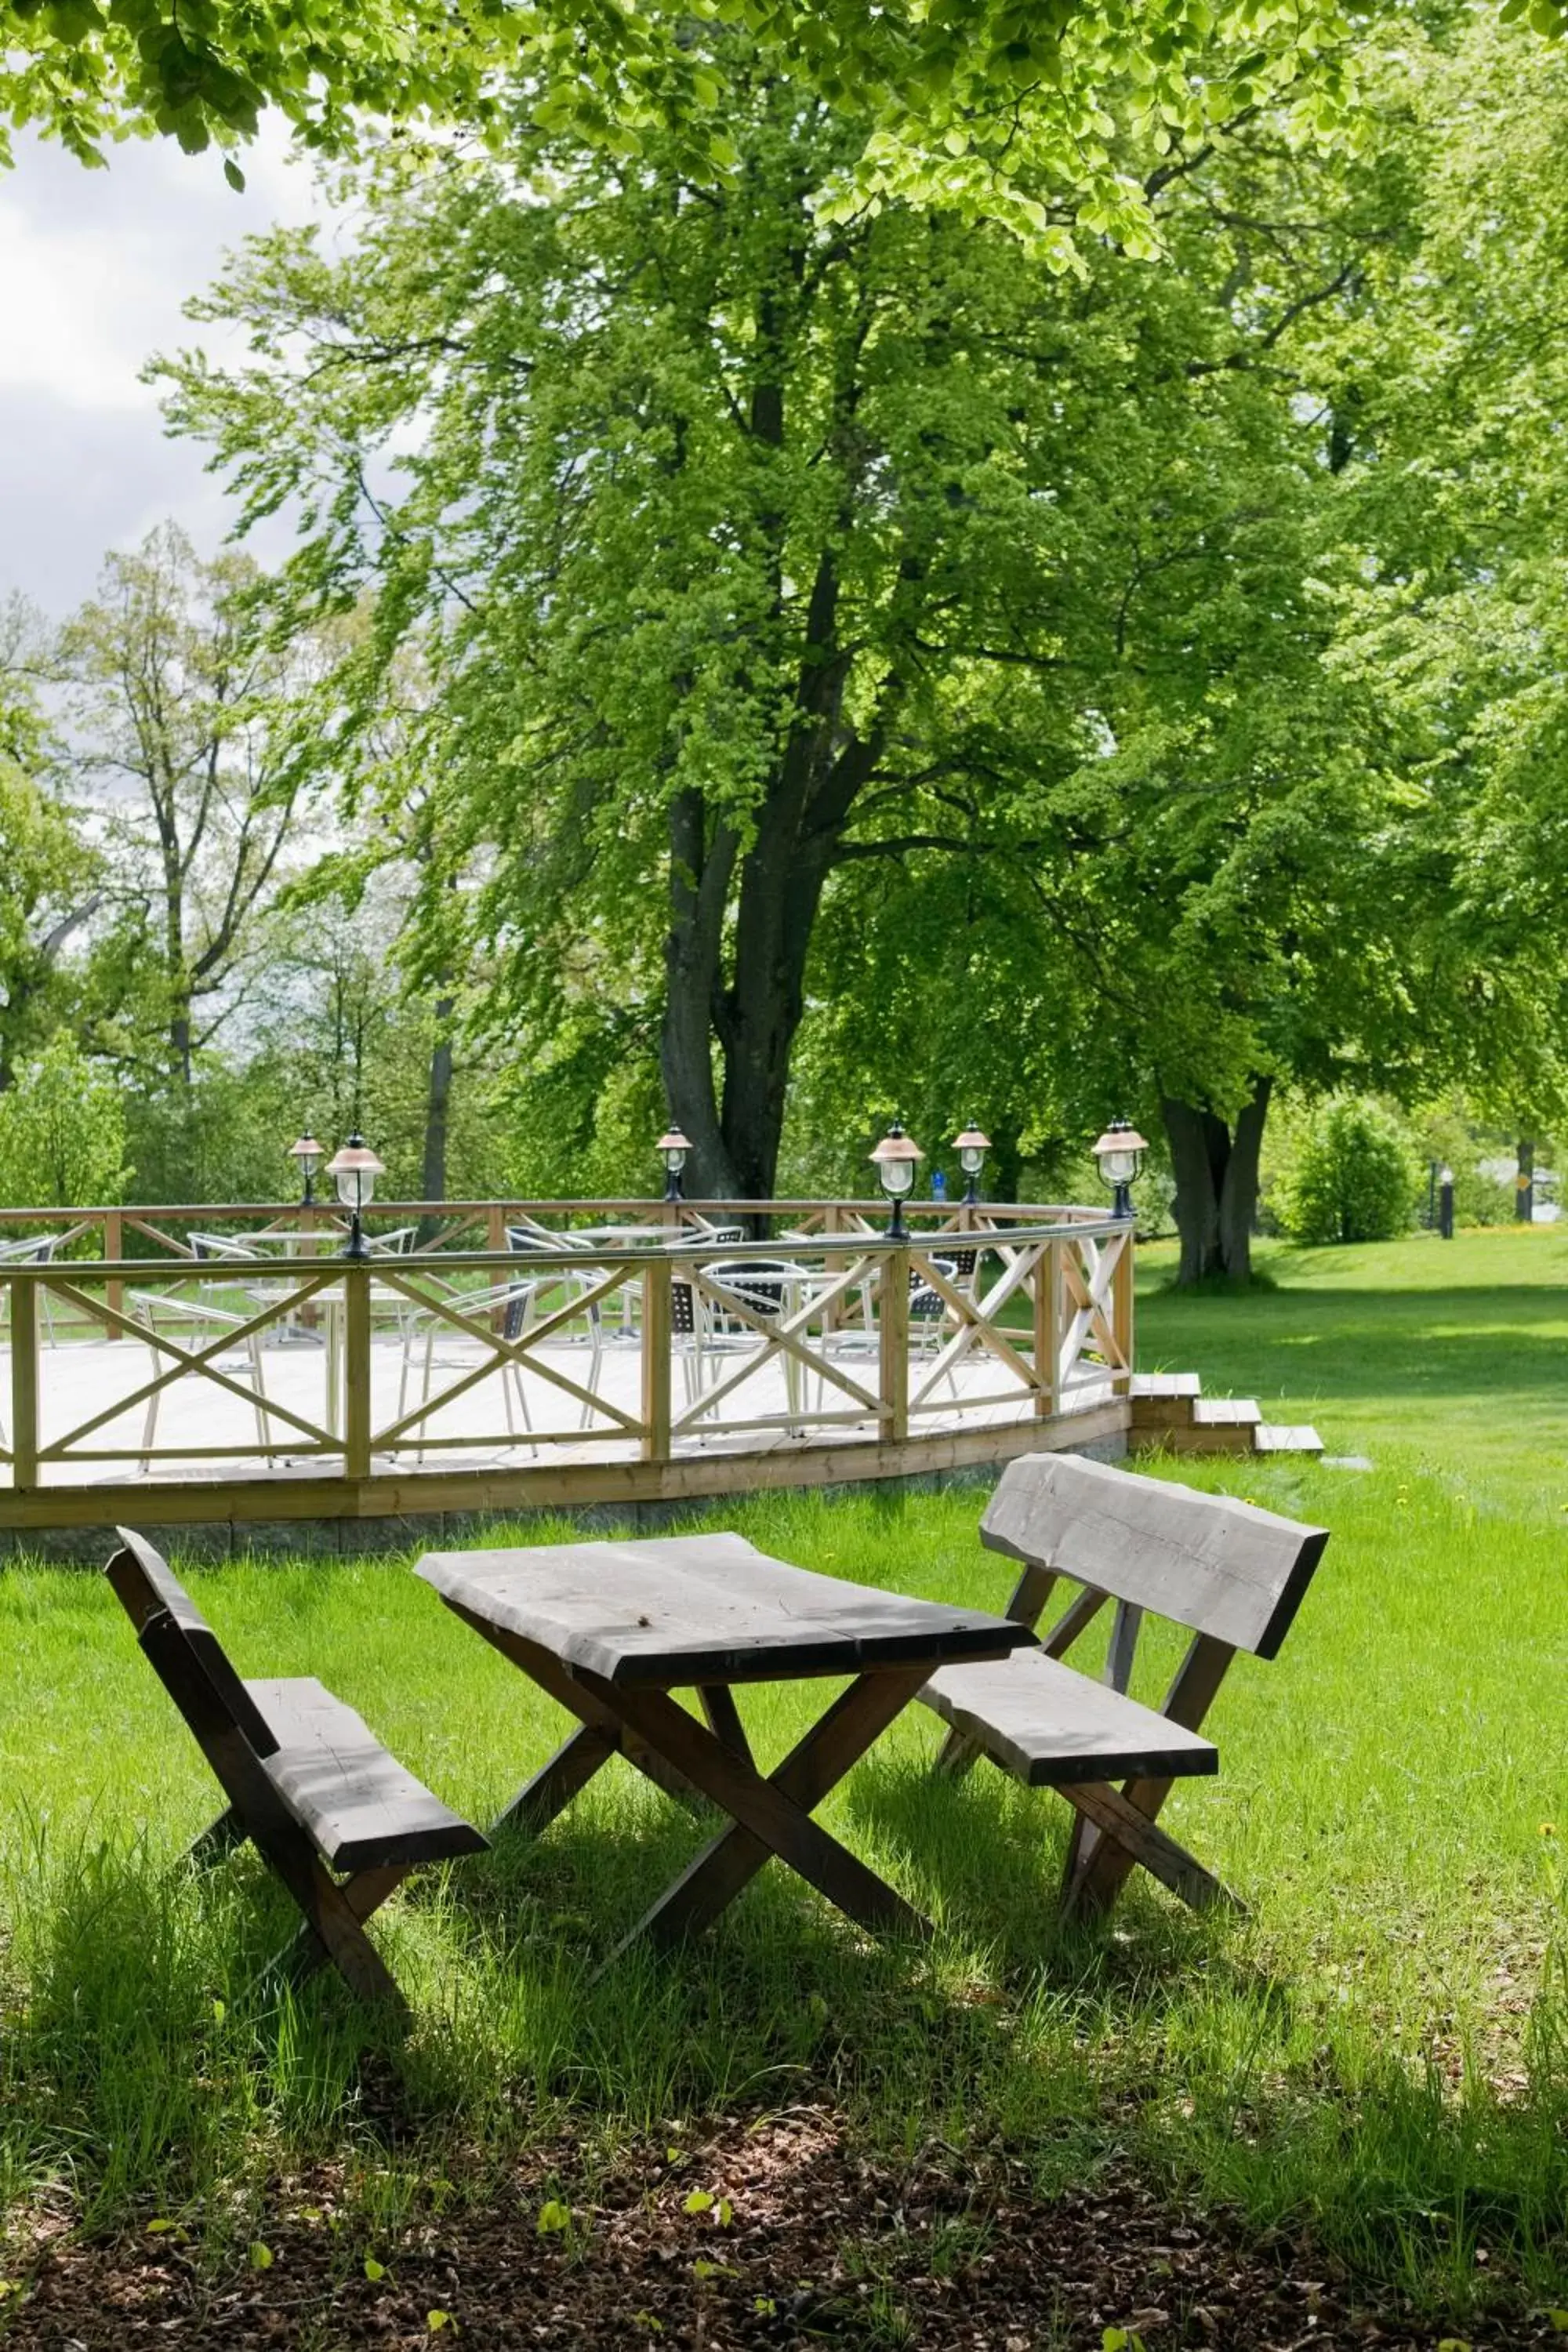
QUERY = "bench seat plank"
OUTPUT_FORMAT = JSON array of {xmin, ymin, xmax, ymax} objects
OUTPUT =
[
  {"xmin": 246, "ymin": 1678, "xmax": 488, "ymax": 1872},
  {"xmin": 920, "ymin": 1650, "xmax": 1218, "ymax": 1787}
]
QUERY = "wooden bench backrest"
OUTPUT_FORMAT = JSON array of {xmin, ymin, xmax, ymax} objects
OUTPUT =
[
  {"xmin": 105, "ymin": 1526, "xmax": 280, "ymax": 1757},
  {"xmin": 981, "ymin": 1454, "xmax": 1327, "ymax": 1661}
]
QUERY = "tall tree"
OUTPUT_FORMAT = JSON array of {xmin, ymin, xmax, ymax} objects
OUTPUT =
[
  {"xmin": 0, "ymin": 598, "xmax": 99, "ymax": 1089},
  {"xmin": 158, "ymin": 50, "xmax": 1384, "ymax": 1200},
  {"xmin": 62, "ymin": 523, "xmax": 311, "ymax": 1088},
  {"xmin": 1300, "ymin": 15, "xmax": 1568, "ymax": 1152}
]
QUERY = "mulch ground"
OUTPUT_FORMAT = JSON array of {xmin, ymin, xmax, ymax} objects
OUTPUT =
[{"xmin": 3, "ymin": 2109, "xmax": 1559, "ymax": 2350}]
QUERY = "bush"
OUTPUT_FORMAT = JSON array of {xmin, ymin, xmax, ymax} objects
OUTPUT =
[
  {"xmin": 1277, "ymin": 1095, "xmax": 1420, "ymax": 1246},
  {"xmin": 1447, "ymin": 1163, "xmax": 1518, "ymax": 1229},
  {"xmin": 0, "ymin": 1036, "xmax": 131, "ymax": 1208}
]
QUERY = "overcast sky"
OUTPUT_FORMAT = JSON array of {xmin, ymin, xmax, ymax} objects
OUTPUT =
[{"xmin": 0, "ymin": 125, "xmax": 331, "ymax": 620}]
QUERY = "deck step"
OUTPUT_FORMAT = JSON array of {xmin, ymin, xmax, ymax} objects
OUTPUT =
[
  {"xmin": 1152, "ymin": 1396, "xmax": 1261, "ymax": 1456},
  {"xmin": 1128, "ymin": 1376, "xmax": 1328, "ymax": 1461},
  {"xmin": 1191, "ymin": 1397, "xmax": 1261, "ymax": 1427},
  {"xmin": 1127, "ymin": 1372, "xmax": 1203, "ymax": 1429},
  {"xmin": 1252, "ymin": 1423, "xmax": 1324, "ymax": 1457}
]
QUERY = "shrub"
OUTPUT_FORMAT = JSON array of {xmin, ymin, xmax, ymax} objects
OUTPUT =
[
  {"xmin": 1277, "ymin": 1094, "xmax": 1420, "ymax": 1246},
  {"xmin": 0, "ymin": 1036, "xmax": 131, "ymax": 1208}
]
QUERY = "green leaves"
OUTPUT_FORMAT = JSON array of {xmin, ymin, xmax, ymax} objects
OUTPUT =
[{"xmin": 0, "ymin": 0, "xmax": 1441, "ymax": 252}]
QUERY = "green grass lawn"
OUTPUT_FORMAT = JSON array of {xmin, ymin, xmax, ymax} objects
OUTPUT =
[{"xmin": 0, "ymin": 1229, "xmax": 1563, "ymax": 2323}]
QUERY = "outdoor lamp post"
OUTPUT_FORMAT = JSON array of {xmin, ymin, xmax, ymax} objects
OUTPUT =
[
  {"xmin": 326, "ymin": 1132, "xmax": 385, "ymax": 1260},
  {"xmin": 1091, "ymin": 1119, "xmax": 1148, "ymax": 1221},
  {"xmin": 657, "ymin": 1125, "xmax": 691, "ymax": 1203},
  {"xmin": 288, "ymin": 1131, "xmax": 323, "ymax": 1207},
  {"xmin": 1438, "ymin": 1163, "xmax": 1455, "ymax": 1242},
  {"xmin": 953, "ymin": 1123, "xmax": 991, "ymax": 1207},
  {"xmin": 870, "ymin": 1121, "xmax": 923, "ymax": 1240}
]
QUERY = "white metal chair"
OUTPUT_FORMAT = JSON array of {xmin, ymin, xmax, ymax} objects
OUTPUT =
[
  {"xmin": 699, "ymin": 1260, "xmax": 811, "ymax": 1422},
  {"xmin": 670, "ymin": 1272, "xmax": 718, "ymax": 1410},
  {"xmin": 366, "ymin": 1227, "xmax": 418, "ymax": 1257},
  {"xmin": 397, "ymin": 1276, "xmax": 538, "ymax": 1461},
  {"xmin": 506, "ymin": 1229, "xmax": 610, "ymax": 1406},
  {"xmin": 0, "ymin": 1232, "xmax": 62, "ymax": 1345},
  {"xmin": 129, "ymin": 1287, "xmax": 274, "ymax": 1468}
]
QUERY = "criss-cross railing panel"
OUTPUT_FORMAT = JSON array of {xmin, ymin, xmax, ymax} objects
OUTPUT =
[
  {"xmin": 0, "ymin": 1206, "xmax": 1136, "ymax": 1497},
  {"xmin": 907, "ymin": 1242, "xmax": 1047, "ymax": 1415},
  {"xmin": 36, "ymin": 1269, "xmax": 341, "ymax": 1463},
  {"xmin": 1058, "ymin": 1225, "xmax": 1133, "ymax": 1397},
  {"xmin": 674, "ymin": 1252, "xmax": 882, "ymax": 1438},
  {"xmin": 370, "ymin": 1260, "xmax": 645, "ymax": 1452}
]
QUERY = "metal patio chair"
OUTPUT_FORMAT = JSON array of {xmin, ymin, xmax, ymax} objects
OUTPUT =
[{"xmin": 129, "ymin": 1287, "xmax": 275, "ymax": 1469}]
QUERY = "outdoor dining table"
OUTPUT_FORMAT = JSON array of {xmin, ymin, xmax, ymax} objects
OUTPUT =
[{"xmin": 415, "ymin": 1531, "xmax": 1039, "ymax": 1953}]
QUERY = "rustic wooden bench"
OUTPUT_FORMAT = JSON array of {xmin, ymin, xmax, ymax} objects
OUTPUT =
[
  {"xmin": 105, "ymin": 1527, "xmax": 486, "ymax": 2006},
  {"xmin": 920, "ymin": 1454, "xmax": 1328, "ymax": 1922}
]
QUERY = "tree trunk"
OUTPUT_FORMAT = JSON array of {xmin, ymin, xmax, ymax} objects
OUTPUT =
[
  {"xmin": 1516, "ymin": 1136, "xmax": 1534, "ymax": 1222},
  {"xmin": 715, "ymin": 811, "xmax": 832, "ymax": 1202},
  {"xmin": 659, "ymin": 654, "xmax": 880, "ymax": 1207},
  {"xmin": 660, "ymin": 789, "xmax": 739, "ymax": 1200},
  {"xmin": 1160, "ymin": 1076, "xmax": 1272, "ymax": 1285},
  {"xmin": 989, "ymin": 1121, "xmax": 1023, "ymax": 1205},
  {"xmin": 170, "ymin": 1002, "xmax": 194, "ymax": 1089},
  {"xmin": 417, "ymin": 998, "xmax": 455, "ymax": 1242}
]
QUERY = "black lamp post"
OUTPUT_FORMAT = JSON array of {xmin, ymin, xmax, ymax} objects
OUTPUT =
[
  {"xmin": 1438, "ymin": 1163, "xmax": 1455, "ymax": 1242},
  {"xmin": 953, "ymin": 1123, "xmax": 991, "ymax": 1207},
  {"xmin": 288, "ymin": 1131, "xmax": 323, "ymax": 1207},
  {"xmin": 1091, "ymin": 1118, "xmax": 1147, "ymax": 1221},
  {"xmin": 870, "ymin": 1120, "xmax": 923, "ymax": 1240},
  {"xmin": 657, "ymin": 1125, "xmax": 691, "ymax": 1203},
  {"xmin": 326, "ymin": 1132, "xmax": 384, "ymax": 1260}
]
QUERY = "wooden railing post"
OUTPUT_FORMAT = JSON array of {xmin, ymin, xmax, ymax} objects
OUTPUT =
[
  {"xmin": 297, "ymin": 1203, "xmax": 321, "ymax": 1330},
  {"xmin": 1034, "ymin": 1236, "xmax": 1062, "ymax": 1419},
  {"xmin": 104, "ymin": 1207, "xmax": 124, "ymax": 1338},
  {"xmin": 486, "ymin": 1202, "xmax": 508, "ymax": 1333},
  {"xmin": 343, "ymin": 1265, "xmax": 372, "ymax": 1479},
  {"xmin": 10, "ymin": 1275, "xmax": 38, "ymax": 1490},
  {"xmin": 821, "ymin": 1203, "xmax": 841, "ymax": 1336},
  {"xmin": 878, "ymin": 1245, "xmax": 909, "ymax": 1446},
  {"xmin": 641, "ymin": 1254, "xmax": 672, "ymax": 1462},
  {"xmin": 1112, "ymin": 1222, "xmax": 1135, "ymax": 1393}
]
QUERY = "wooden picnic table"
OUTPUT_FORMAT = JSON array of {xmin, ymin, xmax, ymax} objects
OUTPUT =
[{"xmin": 416, "ymin": 1531, "xmax": 1037, "ymax": 1954}]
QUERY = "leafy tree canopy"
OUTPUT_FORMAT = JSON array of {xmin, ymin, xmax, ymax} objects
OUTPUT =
[
  {"xmin": 2, "ymin": 0, "xmax": 1376, "ymax": 256},
  {"xmin": 154, "ymin": 42, "xmax": 1398, "ymax": 1194}
]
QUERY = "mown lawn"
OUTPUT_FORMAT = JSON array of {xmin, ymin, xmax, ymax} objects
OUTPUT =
[{"xmin": 0, "ymin": 1228, "xmax": 1563, "ymax": 2329}]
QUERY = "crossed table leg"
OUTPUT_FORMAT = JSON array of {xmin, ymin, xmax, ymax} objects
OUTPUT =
[{"xmin": 448, "ymin": 1601, "xmax": 931, "ymax": 1951}]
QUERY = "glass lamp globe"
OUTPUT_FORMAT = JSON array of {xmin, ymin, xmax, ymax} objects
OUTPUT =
[
  {"xmin": 953, "ymin": 1123, "xmax": 990, "ymax": 1176},
  {"xmin": 870, "ymin": 1121, "xmax": 922, "ymax": 1198},
  {"xmin": 327, "ymin": 1132, "xmax": 383, "ymax": 1213}
]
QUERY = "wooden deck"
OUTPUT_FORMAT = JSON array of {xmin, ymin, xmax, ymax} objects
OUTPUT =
[{"xmin": 0, "ymin": 1202, "xmax": 1137, "ymax": 1552}]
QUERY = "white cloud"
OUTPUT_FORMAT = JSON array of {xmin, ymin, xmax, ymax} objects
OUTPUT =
[{"xmin": 0, "ymin": 122, "xmax": 334, "ymax": 609}]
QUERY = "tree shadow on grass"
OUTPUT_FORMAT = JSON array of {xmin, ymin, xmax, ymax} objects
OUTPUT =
[
  {"xmin": 9, "ymin": 1793, "xmax": 1566, "ymax": 2312},
  {"xmin": 1138, "ymin": 1290, "xmax": 1568, "ymax": 1406},
  {"xmin": 843, "ymin": 1748, "xmax": 1273, "ymax": 1995}
]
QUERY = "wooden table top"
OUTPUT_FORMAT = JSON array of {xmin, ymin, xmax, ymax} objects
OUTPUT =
[{"xmin": 416, "ymin": 1530, "xmax": 1036, "ymax": 1688}]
